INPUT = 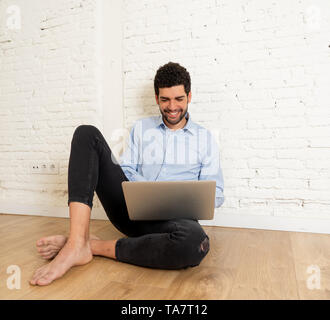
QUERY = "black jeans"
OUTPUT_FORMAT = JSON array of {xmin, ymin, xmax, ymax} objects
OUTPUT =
[{"xmin": 67, "ymin": 125, "xmax": 210, "ymax": 270}]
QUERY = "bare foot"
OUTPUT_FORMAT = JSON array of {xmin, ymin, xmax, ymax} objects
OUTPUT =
[
  {"xmin": 30, "ymin": 238, "xmax": 94, "ymax": 286},
  {"xmin": 36, "ymin": 234, "xmax": 100, "ymax": 260}
]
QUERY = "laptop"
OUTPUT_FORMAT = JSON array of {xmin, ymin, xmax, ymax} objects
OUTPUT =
[{"xmin": 121, "ymin": 180, "xmax": 216, "ymax": 221}]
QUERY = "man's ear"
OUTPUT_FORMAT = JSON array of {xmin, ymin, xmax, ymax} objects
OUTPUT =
[
  {"xmin": 155, "ymin": 94, "xmax": 159, "ymax": 105},
  {"xmin": 188, "ymin": 91, "xmax": 192, "ymax": 103}
]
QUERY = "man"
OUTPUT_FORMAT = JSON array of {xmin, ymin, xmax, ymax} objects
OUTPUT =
[{"xmin": 30, "ymin": 62, "xmax": 224, "ymax": 286}]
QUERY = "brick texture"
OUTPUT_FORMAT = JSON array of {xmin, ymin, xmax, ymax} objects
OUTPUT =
[
  {"xmin": 1, "ymin": 0, "xmax": 330, "ymax": 221},
  {"xmin": 122, "ymin": 0, "xmax": 330, "ymax": 219},
  {"xmin": 0, "ymin": 0, "xmax": 103, "ymax": 208}
]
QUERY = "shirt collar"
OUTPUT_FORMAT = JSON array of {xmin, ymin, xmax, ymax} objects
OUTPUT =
[{"xmin": 156, "ymin": 112, "xmax": 196, "ymax": 135}]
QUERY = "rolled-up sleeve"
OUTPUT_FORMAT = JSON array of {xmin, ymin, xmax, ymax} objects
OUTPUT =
[
  {"xmin": 119, "ymin": 122, "xmax": 147, "ymax": 182},
  {"xmin": 198, "ymin": 133, "xmax": 224, "ymax": 208}
]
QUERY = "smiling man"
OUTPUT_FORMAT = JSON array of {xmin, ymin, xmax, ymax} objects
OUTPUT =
[
  {"xmin": 121, "ymin": 62, "xmax": 224, "ymax": 208},
  {"xmin": 157, "ymin": 86, "xmax": 190, "ymax": 129},
  {"xmin": 158, "ymin": 87, "xmax": 188, "ymax": 126},
  {"xmin": 30, "ymin": 62, "xmax": 224, "ymax": 286}
]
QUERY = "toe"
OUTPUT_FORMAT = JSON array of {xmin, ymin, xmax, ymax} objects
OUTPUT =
[
  {"xmin": 30, "ymin": 273, "xmax": 41, "ymax": 285},
  {"xmin": 42, "ymin": 251, "xmax": 57, "ymax": 260},
  {"xmin": 37, "ymin": 238, "xmax": 50, "ymax": 248},
  {"xmin": 38, "ymin": 247, "xmax": 49, "ymax": 254},
  {"xmin": 39, "ymin": 245, "xmax": 59, "ymax": 253},
  {"xmin": 37, "ymin": 271, "xmax": 56, "ymax": 286},
  {"xmin": 38, "ymin": 247, "xmax": 51, "ymax": 253},
  {"xmin": 30, "ymin": 266, "xmax": 49, "ymax": 285},
  {"xmin": 40, "ymin": 250, "xmax": 53, "ymax": 257},
  {"xmin": 30, "ymin": 270, "xmax": 42, "ymax": 284},
  {"xmin": 36, "ymin": 277, "xmax": 50, "ymax": 286},
  {"xmin": 36, "ymin": 239, "xmax": 44, "ymax": 247}
]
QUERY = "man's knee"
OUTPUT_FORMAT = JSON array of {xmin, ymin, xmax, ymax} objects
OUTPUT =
[
  {"xmin": 184, "ymin": 234, "xmax": 210, "ymax": 268},
  {"xmin": 200, "ymin": 235, "xmax": 210, "ymax": 254},
  {"xmin": 74, "ymin": 124, "xmax": 100, "ymax": 135},
  {"xmin": 172, "ymin": 220, "xmax": 210, "ymax": 268},
  {"xmin": 73, "ymin": 125, "xmax": 101, "ymax": 141}
]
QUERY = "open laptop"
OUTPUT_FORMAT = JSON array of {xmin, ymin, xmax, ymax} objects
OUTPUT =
[{"xmin": 121, "ymin": 180, "xmax": 216, "ymax": 221}]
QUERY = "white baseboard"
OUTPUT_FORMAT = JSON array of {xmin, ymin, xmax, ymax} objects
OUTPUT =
[
  {"xmin": 0, "ymin": 203, "xmax": 108, "ymax": 220},
  {"xmin": 200, "ymin": 213, "xmax": 330, "ymax": 234},
  {"xmin": 1, "ymin": 204, "xmax": 330, "ymax": 235}
]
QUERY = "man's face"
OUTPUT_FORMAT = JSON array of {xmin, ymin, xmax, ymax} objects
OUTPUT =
[{"xmin": 155, "ymin": 85, "xmax": 191, "ymax": 127}]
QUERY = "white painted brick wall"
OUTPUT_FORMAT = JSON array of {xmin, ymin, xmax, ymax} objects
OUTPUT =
[
  {"xmin": 122, "ymin": 0, "xmax": 330, "ymax": 220},
  {"xmin": 0, "ymin": 0, "xmax": 103, "ymax": 209},
  {"xmin": 1, "ymin": 0, "xmax": 330, "ymax": 229}
]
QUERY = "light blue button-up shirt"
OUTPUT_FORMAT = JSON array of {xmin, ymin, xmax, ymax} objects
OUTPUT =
[{"xmin": 119, "ymin": 112, "xmax": 224, "ymax": 208}]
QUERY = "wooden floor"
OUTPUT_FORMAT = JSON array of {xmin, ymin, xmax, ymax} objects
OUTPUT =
[{"xmin": 0, "ymin": 213, "xmax": 329, "ymax": 300}]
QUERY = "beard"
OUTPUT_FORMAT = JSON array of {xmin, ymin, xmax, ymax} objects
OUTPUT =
[{"xmin": 160, "ymin": 105, "xmax": 188, "ymax": 125}]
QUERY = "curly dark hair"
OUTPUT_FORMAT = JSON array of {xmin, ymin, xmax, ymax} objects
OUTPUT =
[{"xmin": 154, "ymin": 62, "xmax": 191, "ymax": 97}]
